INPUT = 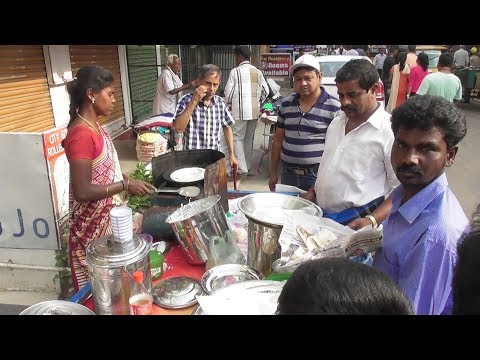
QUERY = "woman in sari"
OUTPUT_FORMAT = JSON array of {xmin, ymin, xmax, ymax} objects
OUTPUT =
[
  {"xmin": 386, "ymin": 52, "xmax": 408, "ymax": 113},
  {"xmin": 63, "ymin": 66, "xmax": 155, "ymax": 292}
]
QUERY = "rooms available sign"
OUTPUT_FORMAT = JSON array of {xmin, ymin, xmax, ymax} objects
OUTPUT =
[{"xmin": 261, "ymin": 53, "xmax": 292, "ymax": 77}]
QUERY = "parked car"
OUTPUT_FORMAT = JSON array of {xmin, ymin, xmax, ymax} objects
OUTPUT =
[{"xmin": 316, "ymin": 55, "xmax": 385, "ymax": 108}]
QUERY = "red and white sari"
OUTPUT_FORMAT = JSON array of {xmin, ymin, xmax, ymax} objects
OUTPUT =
[{"xmin": 65, "ymin": 125, "xmax": 125, "ymax": 291}]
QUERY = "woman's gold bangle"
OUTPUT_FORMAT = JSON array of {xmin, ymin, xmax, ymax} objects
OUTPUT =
[{"xmin": 126, "ymin": 178, "xmax": 130, "ymax": 193}]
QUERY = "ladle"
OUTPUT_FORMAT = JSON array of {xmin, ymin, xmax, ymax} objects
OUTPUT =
[{"xmin": 153, "ymin": 186, "xmax": 200, "ymax": 198}]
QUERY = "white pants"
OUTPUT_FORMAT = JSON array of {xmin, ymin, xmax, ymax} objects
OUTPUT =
[{"xmin": 220, "ymin": 119, "xmax": 258, "ymax": 174}]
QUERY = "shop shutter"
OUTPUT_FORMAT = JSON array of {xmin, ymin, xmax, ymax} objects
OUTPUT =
[
  {"xmin": 69, "ymin": 45, "xmax": 124, "ymax": 126},
  {"xmin": 0, "ymin": 45, "xmax": 55, "ymax": 132},
  {"xmin": 210, "ymin": 45, "xmax": 236, "ymax": 96},
  {"xmin": 180, "ymin": 45, "xmax": 210, "ymax": 88},
  {"xmin": 158, "ymin": 45, "xmax": 180, "ymax": 66},
  {"xmin": 180, "ymin": 45, "xmax": 238, "ymax": 97},
  {"xmin": 126, "ymin": 45, "xmax": 157, "ymax": 124}
]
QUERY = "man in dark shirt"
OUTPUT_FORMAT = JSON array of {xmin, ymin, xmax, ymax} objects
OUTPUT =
[{"xmin": 382, "ymin": 45, "xmax": 399, "ymax": 105}]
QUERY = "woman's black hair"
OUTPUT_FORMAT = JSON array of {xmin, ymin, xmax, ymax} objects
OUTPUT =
[
  {"xmin": 65, "ymin": 65, "xmax": 114, "ymax": 127},
  {"xmin": 417, "ymin": 52, "xmax": 429, "ymax": 72},
  {"xmin": 396, "ymin": 52, "xmax": 408, "ymax": 72}
]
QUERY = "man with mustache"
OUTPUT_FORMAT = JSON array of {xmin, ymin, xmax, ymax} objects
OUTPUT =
[
  {"xmin": 269, "ymin": 54, "xmax": 340, "ymax": 191},
  {"xmin": 373, "ymin": 95, "xmax": 468, "ymax": 315},
  {"xmin": 304, "ymin": 59, "xmax": 399, "ymax": 227},
  {"xmin": 174, "ymin": 64, "xmax": 238, "ymax": 168}
]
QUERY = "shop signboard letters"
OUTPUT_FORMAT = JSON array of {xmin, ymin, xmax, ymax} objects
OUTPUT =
[
  {"xmin": 261, "ymin": 53, "xmax": 292, "ymax": 77},
  {"xmin": 0, "ymin": 132, "xmax": 59, "ymax": 250}
]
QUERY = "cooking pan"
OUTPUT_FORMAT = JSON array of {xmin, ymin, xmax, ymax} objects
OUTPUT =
[
  {"xmin": 142, "ymin": 196, "xmax": 190, "ymax": 242},
  {"xmin": 163, "ymin": 166, "xmax": 206, "ymax": 186}
]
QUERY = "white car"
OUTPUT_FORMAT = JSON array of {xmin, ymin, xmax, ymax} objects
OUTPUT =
[{"xmin": 316, "ymin": 55, "xmax": 385, "ymax": 108}]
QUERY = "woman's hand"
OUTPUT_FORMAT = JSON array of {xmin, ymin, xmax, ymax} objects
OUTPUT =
[{"xmin": 127, "ymin": 179, "xmax": 155, "ymax": 196}]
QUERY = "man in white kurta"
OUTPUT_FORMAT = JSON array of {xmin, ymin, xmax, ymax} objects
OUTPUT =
[
  {"xmin": 223, "ymin": 45, "xmax": 269, "ymax": 174},
  {"xmin": 152, "ymin": 54, "xmax": 193, "ymax": 116}
]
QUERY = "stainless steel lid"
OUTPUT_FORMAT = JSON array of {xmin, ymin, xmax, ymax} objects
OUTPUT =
[
  {"xmin": 152, "ymin": 276, "xmax": 205, "ymax": 309},
  {"xmin": 86, "ymin": 234, "xmax": 149, "ymax": 269},
  {"xmin": 201, "ymin": 264, "xmax": 262, "ymax": 295},
  {"xmin": 166, "ymin": 195, "xmax": 221, "ymax": 223},
  {"xmin": 19, "ymin": 300, "xmax": 95, "ymax": 315}
]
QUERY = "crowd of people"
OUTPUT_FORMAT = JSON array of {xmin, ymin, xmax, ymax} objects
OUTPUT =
[{"xmin": 62, "ymin": 44, "xmax": 479, "ymax": 315}]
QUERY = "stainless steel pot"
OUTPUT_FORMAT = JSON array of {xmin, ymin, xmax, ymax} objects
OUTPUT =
[
  {"xmin": 86, "ymin": 234, "xmax": 151, "ymax": 315},
  {"xmin": 166, "ymin": 195, "xmax": 230, "ymax": 265},
  {"xmin": 238, "ymin": 193, "xmax": 323, "ymax": 276}
]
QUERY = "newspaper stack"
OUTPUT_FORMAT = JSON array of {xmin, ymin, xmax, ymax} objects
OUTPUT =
[{"xmin": 273, "ymin": 211, "xmax": 383, "ymax": 273}]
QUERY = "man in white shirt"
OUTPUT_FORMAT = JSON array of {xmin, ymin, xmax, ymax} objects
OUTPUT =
[
  {"xmin": 303, "ymin": 59, "xmax": 399, "ymax": 228},
  {"xmin": 453, "ymin": 45, "xmax": 470, "ymax": 69},
  {"xmin": 373, "ymin": 47, "xmax": 387, "ymax": 77},
  {"xmin": 152, "ymin": 54, "xmax": 195, "ymax": 116},
  {"xmin": 223, "ymin": 45, "xmax": 269, "ymax": 175}
]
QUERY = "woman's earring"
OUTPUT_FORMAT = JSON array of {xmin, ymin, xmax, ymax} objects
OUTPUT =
[{"xmin": 92, "ymin": 98, "xmax": 95, "ymax": 104}]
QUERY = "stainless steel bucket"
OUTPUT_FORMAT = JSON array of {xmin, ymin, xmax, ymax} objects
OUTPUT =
[
  {"xmin": 238, "ymin": 193, "xmax": 323, "ymax": 276},
  {"xmin": 86, "ymin": 234, "xmax": 151, "ymax": 315},
  {"xmin": 166, "ymin": 195, "xmax": 230, "ymax": 265}
]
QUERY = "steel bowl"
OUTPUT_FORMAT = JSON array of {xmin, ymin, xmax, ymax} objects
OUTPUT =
[{"xmin": 237, "ymin": 193, "xmax": 322, "ymax": 227}]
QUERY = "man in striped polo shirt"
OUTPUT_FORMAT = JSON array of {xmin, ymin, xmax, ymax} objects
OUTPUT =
[
  {"xmin": 174, "ymin": 64, "xmax": 238, "ymax": 168},
  {"xmin": 269, "ymin": 54, "xmax": 341, "ymax": 191}
]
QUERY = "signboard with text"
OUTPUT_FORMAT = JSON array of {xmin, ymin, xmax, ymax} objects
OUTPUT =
[
  {"xmin": 0, "ymin": 133, "xmax": 59, "ymax": 249},
  {"xmin": 261, "ymin": 53, "xmax": 292, "ymax": 77},
  {"xmin": 42, "ymin": 126, "xmax": 69, "ymax": 232},
  {"xmin": 269, "ymin": 45, "xmax": 317, "ymax": 52}
]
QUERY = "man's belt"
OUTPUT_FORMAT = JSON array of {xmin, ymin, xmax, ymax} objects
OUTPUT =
[{"xmin": 285, "ymin": 164, "xmax": 319, "ymax": 176}]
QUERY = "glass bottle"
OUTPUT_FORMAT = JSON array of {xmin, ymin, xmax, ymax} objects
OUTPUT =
[{"xmin": 129, "ymin": 270, "xmax": 153, "ymax": 315}]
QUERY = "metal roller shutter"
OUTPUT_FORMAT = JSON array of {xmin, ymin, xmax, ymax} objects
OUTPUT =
[
  {"xmin": 126, "ymin": 45, "xmax": 157, "ymax": 123},
  {"xmin": 69, "ymin": 45, "xmax": 125, "ymax": 126},
  {"xmin": 180, "ymin": 45, "xmax": 210, "ymax": 88},
  {"xmin": 0, "ymin": 45, "xmax": 55, "ymax": 132},
  {"xmin": 158, "ymin": 45, "xmax": 180, "ymax": 66},
  {"xmin": 210, "ymin": 45, "xmax": 235, "ymax": 96}
]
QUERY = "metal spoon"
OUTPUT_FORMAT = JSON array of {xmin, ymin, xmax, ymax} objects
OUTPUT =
[{"xmin": 153, "ymin": 186, "xmax": 200, "ymax": 198}]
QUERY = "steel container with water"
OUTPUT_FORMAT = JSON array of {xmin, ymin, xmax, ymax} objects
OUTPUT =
[
  {"xmin": 238, "ymin": 193, "xmax": 322, "ymax": 276},
  {"xmin": 86, "ymin": 234, "xmax": 151, "ymax": 315},
  {"xmin": 166, "ymin": 195, "xmax": 230, "ymax": 265}
]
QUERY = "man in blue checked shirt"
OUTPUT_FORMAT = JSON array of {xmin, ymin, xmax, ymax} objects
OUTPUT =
[
  {"xmin": 174, "ymin": 64, "xmax": 238, "ymax": 168},
  {"xmin": 373, "ymin": 95, "xmax": 468, "ymax": 315}
]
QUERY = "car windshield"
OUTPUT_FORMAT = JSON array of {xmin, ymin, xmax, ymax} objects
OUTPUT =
[
  {"xmin": 320, "ymin": 61, "xmax": 347, "ymax": 77},
  {"xmin": 417, "ymin": 50, "xmax": 441, "ymax": 68}
]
